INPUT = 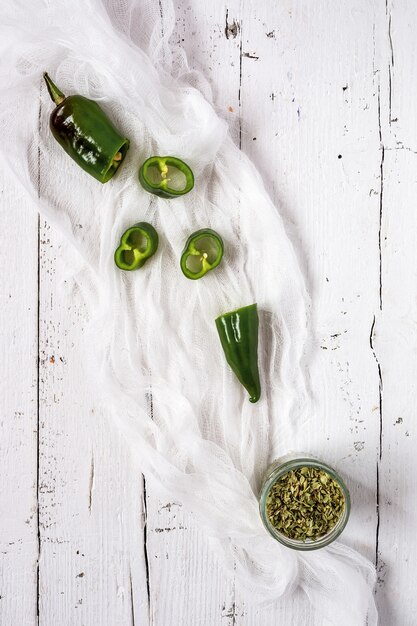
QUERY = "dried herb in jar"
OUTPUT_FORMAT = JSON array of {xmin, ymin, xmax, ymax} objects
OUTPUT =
[{"xmin": 265, "ymin": 466, "xmax": 345, "ymax": 542}]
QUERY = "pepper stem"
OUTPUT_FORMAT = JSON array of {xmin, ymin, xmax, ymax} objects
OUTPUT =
[{"xmin": 43, "ymin": 72, "xmax": 65, "ymax": 106}]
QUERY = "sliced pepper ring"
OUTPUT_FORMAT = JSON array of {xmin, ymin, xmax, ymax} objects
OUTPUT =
[
  {"xmin": 139, "ymin": 156, "xmax": 194, "ymax": 198},
  {"xmin": 180, "ymin": 228, "xmax": 224, "ymax": 280},
  {"xmin": 114, "ymin": 222, "xmax": 159, "ymax": 271}
]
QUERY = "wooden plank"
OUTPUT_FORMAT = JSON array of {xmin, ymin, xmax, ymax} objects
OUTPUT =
[
  {"xmin": 173, "ymin": 0, "xmax": 243, "ymax": 144},
  {"xmin": 36, "ymin": 219, "xmax": 149, "ymax": 626},
  {"xmin": 375, "ymin": 148, "xmax": 417, "ymax": 625},
  {"xmin": 0, "ymin": 175, "xmax": 38, "ymax": 623},
  {"xmin": 374, "ymin": 1, "xmax": 417, "ymax": 622},
  {"xmin": 146, "ymin": 497, "xmax": 234, "ymax": 625}
]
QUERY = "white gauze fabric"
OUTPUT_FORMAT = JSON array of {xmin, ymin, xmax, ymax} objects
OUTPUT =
[{"xmin": 0, "ymin": 0, "xmax": 377, "ymax": 623}]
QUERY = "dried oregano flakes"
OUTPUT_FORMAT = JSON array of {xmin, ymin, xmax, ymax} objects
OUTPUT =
[{"xmin": 265, "ymin": 466, "xmax": 346, "ymax": 542}]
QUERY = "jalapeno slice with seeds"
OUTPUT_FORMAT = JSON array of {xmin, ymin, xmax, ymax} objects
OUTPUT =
[
  {"xmin": 114, "ymin": 222, "xmax": 159, "ymax": 271},
  {"xmin": 180, "ymin": 228, "xmax": 224, "ymax": 280},
  {"xmin": 139, "ymin": 156, "xmax": 194, "ymax": 198}
]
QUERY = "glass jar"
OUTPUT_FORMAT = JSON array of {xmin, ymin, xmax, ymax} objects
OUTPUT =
[{"xmin": 259, "ymin": 454, "xmax": 351, "ymax": 551}]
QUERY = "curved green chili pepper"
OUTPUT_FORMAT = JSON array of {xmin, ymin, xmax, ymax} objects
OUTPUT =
[
  {"xmin": 43, "ymin": 72, "xmax": 130, "ymax": 183},
  {"xmin": 180, "ymin": 229, "xmax": 224, "ymax": 279},
  {"xmin": 215, "ymin": 303, "xmax": 261, "ymax": 403},
  {"xmin": 139, "ymin": 156, "xmax": 194, "ymax": 198},
  {"xmin": 114, "ymin": 222, "xmax": 159, "ymax": 271}
]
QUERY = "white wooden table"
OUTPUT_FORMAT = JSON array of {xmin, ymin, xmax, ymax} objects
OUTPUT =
[{"xmin": 1, "ymin": 1, "xmax": 416, "ymax": 624}]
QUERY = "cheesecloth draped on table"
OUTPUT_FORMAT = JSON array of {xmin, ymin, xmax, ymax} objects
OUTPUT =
[{"xmin": 0, "ymin": 0, "xmax": 377, "ymax": 623}]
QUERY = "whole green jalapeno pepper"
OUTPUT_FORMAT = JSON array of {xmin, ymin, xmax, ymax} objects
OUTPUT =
[{"xmin": 43, "ymin": 72, "xmax": 130, "ymax": 183}]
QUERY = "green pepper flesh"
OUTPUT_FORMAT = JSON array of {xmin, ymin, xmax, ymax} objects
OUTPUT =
[
  {"xmin": 114, "ymin": 222, "xmax": 159, "ymax": 271},
  {"xmin": 180, "ymin": 229, "xmax": 224, "ymax": 279},
  {"xmin": 215, "ymin": 303, "xmax": 261, "ymax": 403},
  {"xmin": 44, "ymin": 72, "xmax": 130, "ymax": 183},
  {"xmin": 139, "ymin": 156, "xmax": 194, "ymax": 198}
]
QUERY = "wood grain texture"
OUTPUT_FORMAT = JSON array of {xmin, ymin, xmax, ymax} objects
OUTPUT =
[
  {"xmin": 0, "ymin": 176, "xmax": 38, "ymax": 625},
  {"xmin": 36, "ymin": 219, "xmax": 149, "ymax": 626},
  {"xmin": 374, "ymin": 1, "xmax": 417, "ymax": 622},
  {"xmin": 1, "ymin": 0, "xmax": 416, "ymax": 624}
]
